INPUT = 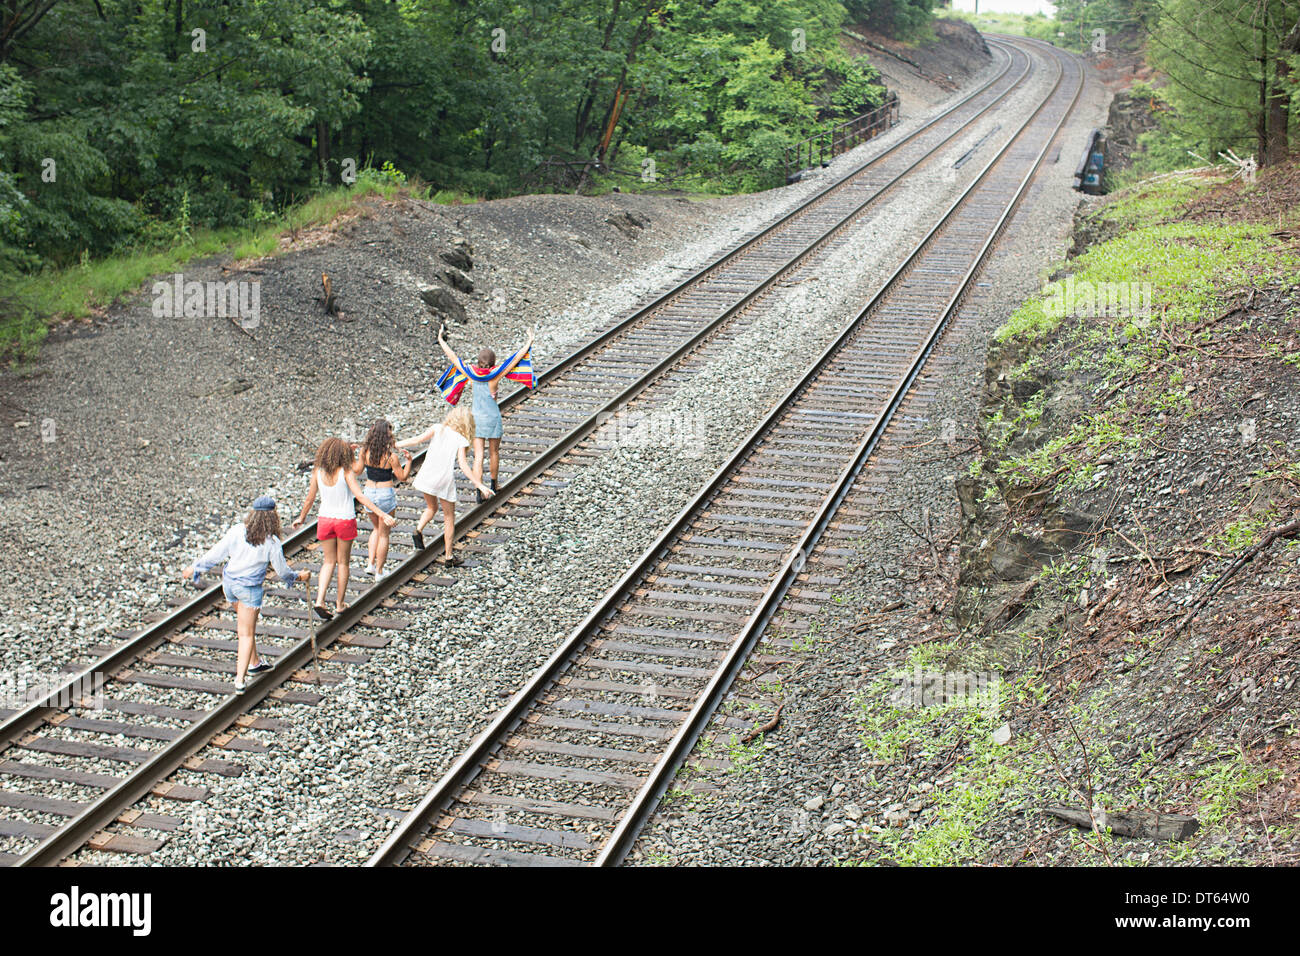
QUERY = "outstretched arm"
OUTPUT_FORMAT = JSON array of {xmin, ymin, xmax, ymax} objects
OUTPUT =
[
  {"xmin": 437, "ymin": 324, "xmax": 460, "ymax": 365},
  {"xmin": 396, "ymin": 424, "xmax": 438, "ymax": 449},
  {"xmin": 458, "ymin": 446, "xmax": 493, "ymax": 497},
  {"xmin": 488, "ymin": 326, "xmax": 536, "ymax": 384},
  {"xmin": 183, "ymin": 525, "xmax": 238, "ymax": 583}
]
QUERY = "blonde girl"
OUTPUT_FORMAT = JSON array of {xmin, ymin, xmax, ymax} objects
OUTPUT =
[
  {"xmin": 292, "ymin": 437, "xmax": 395, "ymax": 619},
  {"xmin": 397, "ymin": 404, "xmax": 492, "ymax": 566}
]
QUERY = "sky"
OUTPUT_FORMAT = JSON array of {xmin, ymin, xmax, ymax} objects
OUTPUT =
[{"xmin": 949, "ymin": 0, "xmax": 1058, "ymax": 14}]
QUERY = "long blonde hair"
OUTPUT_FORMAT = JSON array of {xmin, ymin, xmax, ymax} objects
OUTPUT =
[{"xmin": 444, "ymin": 403, "xmax": 476, "ymax": 443}]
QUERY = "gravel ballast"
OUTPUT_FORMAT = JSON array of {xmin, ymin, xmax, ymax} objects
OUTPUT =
[{"xmin": 0, "ymin": 42, "xmax": 1095, "ymax": 867}]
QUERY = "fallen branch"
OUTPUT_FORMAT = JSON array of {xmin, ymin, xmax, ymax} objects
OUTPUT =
[
  {"xmin": 1165, "ymin": 514, "xmax": 1300, "ymax": 643},
  {"xmin": 741, "ymin": 704, "xmax": 784, "ymax": 744},
  {"xmin": 1044, "ymin": 806, "xmax": 1199, "ymax": 841}
]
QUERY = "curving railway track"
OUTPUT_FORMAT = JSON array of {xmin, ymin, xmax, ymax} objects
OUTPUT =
[
  {"xmin": 0, "ymin": 36, "xmax": 1065, "ymax": 867},
  {"xmin": 367, "ymin": 36, "xmax": 1085, "ymax": 868}
]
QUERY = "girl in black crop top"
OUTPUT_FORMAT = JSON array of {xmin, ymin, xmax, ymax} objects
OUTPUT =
[{"xmin": 352, "ymin": 419, "xmax": 411, "ymax": 579}]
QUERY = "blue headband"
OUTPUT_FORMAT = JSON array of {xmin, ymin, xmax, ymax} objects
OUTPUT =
[{"xmin": 252, "ymin": 496, "xmax": 276, "ymax": 512}]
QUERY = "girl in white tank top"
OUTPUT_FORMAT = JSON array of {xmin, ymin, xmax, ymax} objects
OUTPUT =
[{"xmin": 292, "ymin": 437, "xmax": 395, "ymax": 619}]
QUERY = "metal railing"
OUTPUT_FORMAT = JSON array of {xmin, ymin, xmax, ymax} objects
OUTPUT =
[{"xmin": 784, "ymin": 91, "xmax": 900, "ymax": 183}]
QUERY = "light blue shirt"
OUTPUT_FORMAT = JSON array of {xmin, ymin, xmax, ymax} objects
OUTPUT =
[{"xmin": 194, "ymin": 524, "xmax": 296, "ymax": 587}]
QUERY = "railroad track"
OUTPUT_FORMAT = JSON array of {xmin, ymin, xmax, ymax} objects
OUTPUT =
[
  {"xmin": 0, "ymin": 37, "xmax": 1038, "ymax": 868},
  {"xmin": 367, "ymin": 37, "xmax": 1084, "ymax": 868}
]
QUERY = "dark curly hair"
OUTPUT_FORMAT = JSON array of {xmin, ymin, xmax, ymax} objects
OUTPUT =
[
  {"xmin": 244, "ymin": 509, "xmax": 282, "ymax": 546},
  {"xmin": 361, "ymin": 419, "xmax": 395, "ymax": 472}
]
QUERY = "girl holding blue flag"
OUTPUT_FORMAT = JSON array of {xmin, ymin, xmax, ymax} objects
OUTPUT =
[{"xmin": 435, "ymin": 324, "xmax": 535, "ymax": 502}]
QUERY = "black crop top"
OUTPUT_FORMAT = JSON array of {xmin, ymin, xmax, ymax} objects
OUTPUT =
[{"xmin": 365, "ymin": 463, "xmax": 395, "ymax": 482}]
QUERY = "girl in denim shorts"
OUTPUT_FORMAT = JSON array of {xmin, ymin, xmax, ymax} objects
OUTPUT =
[
  {"xmin": 353, "ymin": 419, "xmax": 412, "ymax": 580},
  {"xmin": 183, "ymin": 496, "xmax": 308, "ymax": 694}
]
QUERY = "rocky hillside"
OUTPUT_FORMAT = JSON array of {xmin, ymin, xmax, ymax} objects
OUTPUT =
[{"xmin": 856, "ymin": 160, "xmax": 1300, "ymax": 865}]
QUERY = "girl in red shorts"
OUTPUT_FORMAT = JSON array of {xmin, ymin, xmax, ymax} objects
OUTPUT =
[{"xmin": 293, "ymin": 437, "xmax": 395, "ymax": 619}]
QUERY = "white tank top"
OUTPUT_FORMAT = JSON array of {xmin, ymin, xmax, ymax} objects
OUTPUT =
[{"xmin": 317, "ymin": 468, "xmax": 354, "ymax": 520}]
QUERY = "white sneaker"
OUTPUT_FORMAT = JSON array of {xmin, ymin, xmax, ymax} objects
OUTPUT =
[
  {"xmin": 364, "ymin": 563, "xmax": 376, "ymax": 575},
  {"xmin": 233, "ymin": 679, "xmax": 246, "ymax": 695}
]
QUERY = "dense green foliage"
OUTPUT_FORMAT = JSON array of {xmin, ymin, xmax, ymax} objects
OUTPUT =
[
  {"xmin": 1043, "ymin": 0, "xmax": 1299, "ymax": 173},
  {"xmin": 1146, "ymin": 0, "xmax": 1300, "ymax": 167},
  {"xmin": 0, "ymin": 0, "xmax": 908, "ymax": 279}
]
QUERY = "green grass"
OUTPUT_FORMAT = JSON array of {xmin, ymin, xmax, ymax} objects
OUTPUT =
[
  {"xmin": 998, "ymin": 219, "xmax": 1295, "ymax": 346},
  {"xmin": 2, "ymin": 172, "xmax": 425, "ymax": 366},
  {"xmin": 944, "ymin": 11, "xmax": 1065, "ymax": 44}
]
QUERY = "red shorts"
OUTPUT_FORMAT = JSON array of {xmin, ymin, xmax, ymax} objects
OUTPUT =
[{"xmin": 317, "ymin": 517, "xmax": 358, "ymax": 541}]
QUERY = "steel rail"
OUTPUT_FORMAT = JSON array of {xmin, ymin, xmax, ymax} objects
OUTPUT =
[
  {"xmin": 7, "ymin": 43, "xmax": 1033, "ymax": 866},
  {"xmin": 0, "ymin": 41, "xmax": 1025, "ymax": 751},
  {"xmin": 367, "ymin": 38, "xmax": 1084, "ymax": 868},
  {"xmin": 597, "ymin": 43, "xmax": 1086, "ymax": 867}
]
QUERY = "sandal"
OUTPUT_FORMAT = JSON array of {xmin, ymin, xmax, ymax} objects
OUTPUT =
[
  {"xmin": 438, "ymin": 554, "xmax": 464, "ymax": 567},
  {"xmin": 313, "ymin": 604, "xmax": 334, "ymax": 621},
  {"xmin": 335, "ymin": 601, "xmax": 350, "ymax": 614},
  {"xmin": 412, "ymin": 530, "xmax": 426, "ymax": 551}
]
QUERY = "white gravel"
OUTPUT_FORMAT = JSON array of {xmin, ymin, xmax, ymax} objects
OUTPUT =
[{"xmin": 52, "ymin": 46, "xmax": 1114, "ymax": 868}]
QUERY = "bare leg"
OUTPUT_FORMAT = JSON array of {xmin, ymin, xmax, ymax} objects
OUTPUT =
[
  {"xmin": 367, "ymin": 510, "xmax": 379, "ymax": 568},
  {"xmin": 489, "ymin": 438, "xmax": 501, "ymax": 483},
  {"xmin": 317, "ymin": 538, "xmax": 337, "ymax": 608},
  {"xmin": 416, "ymin": 494, "xmax": 437, "ymax": 534},
  {"xmin": 441, "ymin": 498, "xmax": 456, "ymax": 559},
  {"xmin": 235, "ymin": 603, "xmax": 260, "ymax": 683},
  {"xmin": 472, "ymin": 437, "xmax": 485, "ymax": 485},
  {"xmin": 336, "ymin": 537, "xmax": 353, "ymax": 611},
  {"xmin": 375, "ymin": 512, "xmax": 393, "ymax": 573}
]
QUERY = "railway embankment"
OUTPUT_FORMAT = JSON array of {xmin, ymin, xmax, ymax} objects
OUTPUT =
[{"xmin": 906, "ymin": 160, "xmax": 1300, "ymax": 864}]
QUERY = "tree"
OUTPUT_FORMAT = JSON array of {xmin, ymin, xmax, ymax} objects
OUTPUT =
[{"xmin": 1146, "ymin": 0, "xmax": 1300, "ymax": 165}]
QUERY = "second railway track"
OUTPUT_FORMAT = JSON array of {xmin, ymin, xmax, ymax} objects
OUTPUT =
[
  {"xmin": 1, "ymin": 37, "xmax": 1060, "ymax": 867},
  {"xmin": 369, "ymin": 37, "xmax": 1085, "ymax": 868}
]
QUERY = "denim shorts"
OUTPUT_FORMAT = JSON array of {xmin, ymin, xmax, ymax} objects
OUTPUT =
[
  {"xmin": 368, "ymin": 486, "xmax": 398, "ymax": 515},
  {"xmin": 222, "ymin": 578, "xmax": 264, "ymax": 608}
]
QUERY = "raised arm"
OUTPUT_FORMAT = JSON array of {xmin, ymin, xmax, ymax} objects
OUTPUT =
[
  {"xmin": 487, "ymin": 327, "xmax": 536, "ymax": 384},
  {"xmin": 437, "ymin": 324, "xmax": 460, "ymax": 365}
]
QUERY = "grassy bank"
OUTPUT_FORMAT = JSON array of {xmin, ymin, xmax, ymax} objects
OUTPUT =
[
  {"xmin": 852, "ymin": 162, "xmax": 1300, "ymax": 865},
  {"xmin": 1, "ymin": 171, "xmax": 468, "ymax": 367}
]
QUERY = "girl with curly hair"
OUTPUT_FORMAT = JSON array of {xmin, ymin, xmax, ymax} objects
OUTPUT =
[{"xmin": 292, "ymin": 436, "xmax": 395, "ymax": 619}]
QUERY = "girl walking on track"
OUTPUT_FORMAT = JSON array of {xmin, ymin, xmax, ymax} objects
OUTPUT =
[
  {"xmin": 435, "ymin": 324, "xmax": 535, "ymax": 502},
  {"xmin": 353, "ymin": 419, "xmax": 412, "ymax": 580},
  {"xmin": 182, "ymin": 496, "xmax": 308, "ymax": 694},
  {"xmin": 292, "ymin": 437, "xmax": 395, "ymax": 620},
  {"xmin": 397, "ymin": 404, "xmax": 492, "ymax": 566}
]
